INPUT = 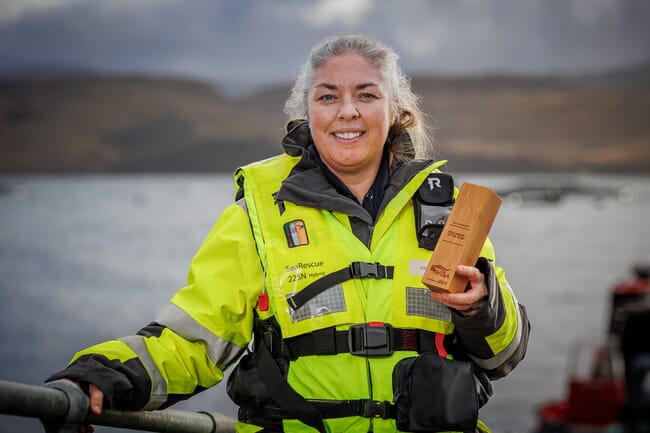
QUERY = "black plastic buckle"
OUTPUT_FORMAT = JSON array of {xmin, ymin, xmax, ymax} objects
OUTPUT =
[
  {"xmin": 351, "ymin": 262, "xmax": 385, "ymax": 278},
  {"xmin": 361, "ymin": 399, "xmax": 391, "ymax": 418},
  {"xmin": 347, "ymin": 322, "xmax": 393, "ymax": 357}
]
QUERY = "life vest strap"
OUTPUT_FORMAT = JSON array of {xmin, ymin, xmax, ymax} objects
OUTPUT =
[
  {"xmin": 285, "ymin": 323, "xmax": 444, "ymax": 359},
  {"xmin": 238, "ymin": 398, "xmax": 397, "ymax": 427},
  {"xmin": 254, "ymin": 335, "xmax": 327, "ymax": 433},
  {"xmin": 286, "ymin": 262, "xmax": 395, "ymax": 311}
]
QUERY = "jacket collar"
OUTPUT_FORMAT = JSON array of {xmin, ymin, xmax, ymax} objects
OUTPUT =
[{"xmin": 281, "ymin": 119, "xmax": 314, "ymax": 159}]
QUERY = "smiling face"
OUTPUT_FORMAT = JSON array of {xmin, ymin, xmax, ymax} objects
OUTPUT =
[{"xmin": 307, "ymin": 53, "xmax": 394, "ymax": 183}]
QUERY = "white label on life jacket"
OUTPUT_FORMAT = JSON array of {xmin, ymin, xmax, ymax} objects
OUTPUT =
[{"xmin": 409, "ymin": 260, "xmax": 428, "ymax": 276}]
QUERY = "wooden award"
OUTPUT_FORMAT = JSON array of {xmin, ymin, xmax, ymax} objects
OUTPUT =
[{"xmin": 422, "ymin": 182, "xmax": 502, "ymax": 293}]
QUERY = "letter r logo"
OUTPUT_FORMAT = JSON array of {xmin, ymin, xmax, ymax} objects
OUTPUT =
[{"xmin": 427, "ymin": 177, "xmax": 442, "ymax": 189}]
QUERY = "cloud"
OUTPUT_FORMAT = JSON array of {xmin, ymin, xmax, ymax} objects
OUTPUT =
[
  {"xmin": 0, "ymin": 0, "xmax": 648, "ymax": 86},
  {"xmin": 0, "ymin": 0, "xmax": 74, "ymax": 24},
  {"xmin": 570, "ymin": 0, "xmax": 620, "ymax": 26},
  {"xmin": 383, "ymin": 0, "xmax": 650, "ymax": 74},
  {"xmin": 299, "ymin": 0, "xmax": 374, "ymax": 27}
]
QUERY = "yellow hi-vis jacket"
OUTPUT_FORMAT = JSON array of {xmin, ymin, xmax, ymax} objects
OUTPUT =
[{"xmin": 48, "ymin": 121, "xmax": 530, "ymax": 433}]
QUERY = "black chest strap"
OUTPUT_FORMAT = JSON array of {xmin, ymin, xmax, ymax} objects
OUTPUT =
[
  {"xmin": 286, "ymin": 262, "xmax": 394, "ymax": 311},
  {"xmin": 239, "ymin": 318, "xmax": 454, "ymax": 431},
  {"xmin": 285, "ymin": 322, "xmax": 449, "ymax": 359}
]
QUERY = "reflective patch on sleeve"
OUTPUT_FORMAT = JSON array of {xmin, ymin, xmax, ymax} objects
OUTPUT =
[
  {"xmin": 468, "ymin": 295, "xmax": 525, "ymax": 372},
  {"xmin": 119, "ymin": 335, "xmax": 167, "ymax": 410},
  {"xmin": 155, "ymin": 304, "xmax": 245, "ymax": 369},
  {"xmin": 485, "ymin": 281, "xmax": 519, "ymax": 353},
  {"xmin": 406, "ymin": 287, "xmax": 452, "ymax": 322},
  {"xmin": 290, "ymin": 284, "xmax": 346, "ymax": 323}
]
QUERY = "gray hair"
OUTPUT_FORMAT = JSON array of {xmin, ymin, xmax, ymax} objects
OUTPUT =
[{"xmin": 284, "ymin": 34, "xmax": 435, "ymax": 161}]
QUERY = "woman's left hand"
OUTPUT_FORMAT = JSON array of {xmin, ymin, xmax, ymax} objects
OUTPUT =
[{"xmin": 429, "ymin": 264, "xmax": 488, "ymax": 317}]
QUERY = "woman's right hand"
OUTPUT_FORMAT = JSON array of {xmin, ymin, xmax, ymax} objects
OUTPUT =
[{"xmin": 61, "ymin": 379, "xmax": 104, "ymax": 433}]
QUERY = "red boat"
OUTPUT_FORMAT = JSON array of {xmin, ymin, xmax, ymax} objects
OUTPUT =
[{"xmin": 536, "ymin": 264, "xmax": 650, "ymax": 433}]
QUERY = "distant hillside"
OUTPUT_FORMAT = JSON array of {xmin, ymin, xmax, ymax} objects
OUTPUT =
[
  {"xmin": 1, "ymin": 66, "xmax": 649, "ymax": 174},
  {"xmin": 0, "ymin": 75, "xmax": 285, "ymax": 173},
  {"xmin": 410, "ymin": 69, "xmax": 650, "ymax": 173}
]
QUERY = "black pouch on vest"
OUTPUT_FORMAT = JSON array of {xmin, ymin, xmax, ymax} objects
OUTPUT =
[
  {"xmin": 414, "ymin": 174, "xmax": 454, "ymax": 250},
  {"xmin": 392, "ymin": 353, "xmax": 478, "ymax": 433},
  {"xmin": 226, "ymin": 351, "xmax": 272, "ymax": 411}
]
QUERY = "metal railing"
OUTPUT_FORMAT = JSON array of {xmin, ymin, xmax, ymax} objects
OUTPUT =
[{"xmin": 0, "ymin": 379, "xmax": 236, "ymax": 433}]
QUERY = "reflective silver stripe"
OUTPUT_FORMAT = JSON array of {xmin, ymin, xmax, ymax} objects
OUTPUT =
[
  {"xmin": 155, "ymin": 304, "xmax": 245, "ymax": 369},
  {"xmin": 468, "ymin": 284, "xmax": 524, "ymax": 371},
  {"xmin": 119, "ymin": 335, "xmax": 167, "ymax": 410},
  {"xmin": 236, "ymin": 197, "xmax": 248, "ymax": 213},
  {"xmin": 289, "ymin": 284, "xmax": 346, "ymax": 323}
]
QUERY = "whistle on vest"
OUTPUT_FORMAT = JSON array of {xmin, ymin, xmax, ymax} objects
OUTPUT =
[
  {"xmin": 258, "ymin": 293, "xmax": 269, "ymax": 311},
  {"xmin": 422, "ymin": 182, "xmax": 501, "ymax": 293}
]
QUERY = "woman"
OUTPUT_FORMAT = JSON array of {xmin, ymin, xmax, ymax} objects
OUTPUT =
[{"xmin": 49, "ymin": 34, "xmax": 530, "ymax": 433}]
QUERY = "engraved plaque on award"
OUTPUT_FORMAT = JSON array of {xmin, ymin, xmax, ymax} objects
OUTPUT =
[{"xmin": 422, "ymin": 182, "xmax": 502, "ymax": 293}]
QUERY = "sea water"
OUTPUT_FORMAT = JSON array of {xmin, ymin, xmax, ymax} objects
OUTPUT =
[{"xmin": 1, "ymin": 173, "xmax": 649, "ymax": 433}]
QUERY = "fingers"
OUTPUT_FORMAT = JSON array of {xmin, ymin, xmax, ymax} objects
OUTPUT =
[
  {"xmin": 75, "ymin": 384, "xmax": 103, "ymax": 433},
  {"xmin": 430, "ymin": 291, "xmax": 480, "ymax": 314},
  {"xmin": 454, "ymin": 264, "xmax": 484, "ymax": 285},
  {"xmin": 59, "ymin": 379, "xmax": 99, "ymax": 432},
  {"xmin": 429, "ymin": 265, "xmax": 488, "ymax": 316},
  {"xmin": 88, "ymin": 383, "xmax": 104, "ymax": 416}
]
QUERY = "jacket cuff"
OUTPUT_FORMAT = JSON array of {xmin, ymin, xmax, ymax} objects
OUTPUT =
[{"xmin": 46, "ymin": 354, "xmax": 151, "ymax": 411}]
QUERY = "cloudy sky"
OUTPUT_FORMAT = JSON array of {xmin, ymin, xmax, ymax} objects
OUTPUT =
[{"xmin": 1, "ymin": 0, "xmax": 649, "ymax": 90}]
